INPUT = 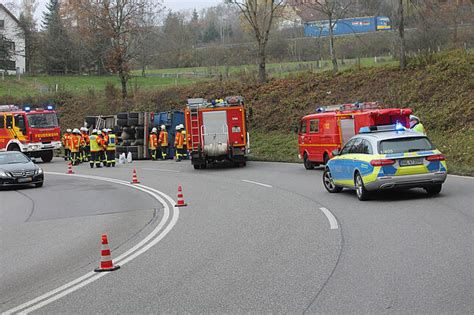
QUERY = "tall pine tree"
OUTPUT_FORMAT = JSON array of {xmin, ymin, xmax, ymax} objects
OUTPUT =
[{"xmin": 41, "ymin": 0, "xmax": 74, "ymax": 74}]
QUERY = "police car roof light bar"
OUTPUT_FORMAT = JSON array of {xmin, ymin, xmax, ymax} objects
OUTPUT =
[{"xmin": 359, "ymin": 124, "xmax": 405, "ymax": 134}]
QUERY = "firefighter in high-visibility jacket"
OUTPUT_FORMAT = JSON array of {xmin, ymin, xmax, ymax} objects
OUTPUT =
[
  {"xmin": 180, "ymin": 125, "xmax": 188, "ymax": 159},
  {"xmin": 89, "ymin": 129, "xmax": 102, "ymax": 168},
  {"xmin": 70, "ymin": 129, "xmax": 82, "ymax": 165},
  {"xmin": 159, "ymin": 125, "xmax": 168, "ymax": 160},
  {"xmin": 174, "ymin": 125, "xmax": 184, "ymax": 162},
  {"xmin": 149, "ymin": 127, "xmax": 159, "ymax": 160},
  {"xmin": 105, "ymin": 129, "xmax": 116, "ymax": 167},
  {"xmin": 61, "ymin": 129, "xmax": 72, "ymax": 161},
  {"xmin": 100, "ymin": 129, "xmax": 108, "ymax": 166},
  {"xmin": 80, "ymin": 127, "xmax": 90, "ymax": 162}
]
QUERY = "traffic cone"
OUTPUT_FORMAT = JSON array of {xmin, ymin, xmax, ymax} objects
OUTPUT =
[
  {"xmin": 131, "ymin": 168, "xmax": 140, "ymax": 184},
  {"xmin": 175, "ymin": 185, "xmax": 187, "ymax": 207},
  {"xmin": 94, "ymin": 234, "xmax": 120, "ymax": 272},
  {"xmin": 67, "ymin": 161, "xmax": 74, "ymax": 174}
]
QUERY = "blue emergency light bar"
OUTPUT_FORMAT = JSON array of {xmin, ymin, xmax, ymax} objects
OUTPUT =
[{"xmin": 359, "ymin": 123, "xmax": 406, "ymax": 134}]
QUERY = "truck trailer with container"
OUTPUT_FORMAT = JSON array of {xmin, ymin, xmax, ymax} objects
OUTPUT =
[{"xmin": 304, "ymin": 16, "xmax": 391, "ymax": 37}]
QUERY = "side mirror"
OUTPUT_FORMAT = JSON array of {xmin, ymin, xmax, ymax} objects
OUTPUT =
[
  {"xmin": 30, "ymin": 157, "xmax": 37, "ymax": 163},
  {"xmin": 332, "ymin": 149, "xmax": 340, "ymax": 157}
]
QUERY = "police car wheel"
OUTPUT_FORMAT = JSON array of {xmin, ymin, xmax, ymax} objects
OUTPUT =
[
  {"xmin": 355, "ymin": 173, "xmax": 370, "ymax": 201},
  {"xmin": 323, "ymin": 169, "xmax": 342, "ymax": 193}
]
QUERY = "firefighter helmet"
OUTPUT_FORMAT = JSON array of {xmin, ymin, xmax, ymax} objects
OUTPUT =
[
  {"xmin": 410, "ymin": 115, "xmax": 420, "ymax": 122},
  {"xmin": 92, "ymin": 129, "xmax": 98, "ymax": 134},
  {"xmin": 97, "ymin": 130, "xmax": 102, "ymax": 135},
  {"xmin": 161, "ymin": 125, "xmax": 166, "ymax": 130},
  {"xmin": 152, "ymin": 127, "xmax": 158, "ymax": 133},
  {"xmin": 73, "ymin": 128, "xmax": 80, "ymax": 134},
  {"xmin": 66, "ymin": 129, "xmax": 72, "ymax": 133}
]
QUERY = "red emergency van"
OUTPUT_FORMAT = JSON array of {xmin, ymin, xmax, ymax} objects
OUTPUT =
[
  {"xmin": 298, "ymin": 102, "xmax": 412, "ymax": 169},
  {"xmin": 0, "ymin": 105, "xmax": 61, "ymax": 162}
]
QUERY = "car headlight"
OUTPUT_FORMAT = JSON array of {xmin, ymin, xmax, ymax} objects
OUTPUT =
[
  {"xmin": 0, "ymin": 169, "xmax": 12, "ymax": 178},
  {"xmin": 35, "ymin": 168, "xmax": 43, "ymax": 175}
]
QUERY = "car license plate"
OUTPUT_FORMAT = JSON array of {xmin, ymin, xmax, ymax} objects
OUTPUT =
[
  {"xmin": 17, "ymin": 177, "xmax": 33, "ymax": 183},
  {"xmin": 400, "ymin": 158, "xmax": 424, "ymax": 166}
]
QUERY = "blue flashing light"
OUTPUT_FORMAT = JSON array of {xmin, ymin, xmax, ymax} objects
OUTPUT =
[
  {"xmin": 46, "ymin": 105, "xmax": 54, "ymax": 110},
  {"xmin": 24, "ymin": 106, "xmax": 31, "ymax": 112},
  {"xmin": 316, "ymin": 107, "xmax": 325, "ymax": 113},
  {"xmin": 359, "ymin": 127, "xmax": 371, "ymax": 133},
  {"xmin": 395, "ymin": 122, "xmax": 406, "ymax": 132}
]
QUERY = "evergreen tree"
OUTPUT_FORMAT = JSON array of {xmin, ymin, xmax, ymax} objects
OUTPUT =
[
  {"xmin": 203, "ymin": 21, "xmax": 219, "ymax": 43},
  {"xmin": 41, "ymin": 0, "xmax": 74, "ymax": 74},
  {"xmin": 18, "ymin": 1, "xmax": 39, "ymax": 74},
  {"xmin": 0, "ymin": 35, "xmax": 14, "ymax": 73}
]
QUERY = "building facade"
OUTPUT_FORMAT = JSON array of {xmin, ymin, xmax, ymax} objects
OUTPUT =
[{"xmin": 0, "ymin": 4, "xmax": 26, "ymax": 75}]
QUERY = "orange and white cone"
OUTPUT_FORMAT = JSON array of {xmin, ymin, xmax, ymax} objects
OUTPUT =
[
  {"xmin": 94, "ymin": 234, "xmax": 120, "ymax": 272},
  {"xmin": 131, "ymin": 168, "xmax": 140, "ymax": 184},
  {"xmin": 175, "ymin": 185, "xmax": 187, "ymax": 207},
  {"xmin": 67, "ymin": 161, "xmax": 74, "ymax": 174}
]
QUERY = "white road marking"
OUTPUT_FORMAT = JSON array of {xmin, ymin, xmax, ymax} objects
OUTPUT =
[
  {"xmin": 319, "ymin": 207, "xmax": 339, "ymax": 230},
  {"xmin": 141, "ymin": 168, "xmax": 181, "ymax": 173},
  {"xmin": 3, "ymin": 172, "xmax": 179, "ymax": 315},
  {"xmin": 241, "ymin": 179, "xmax": 272, "ymax": 188}
]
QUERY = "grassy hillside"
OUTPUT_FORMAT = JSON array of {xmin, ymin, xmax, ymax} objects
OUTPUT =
[
  {"xmin": 2, "ymin": 50, "xmax": 472, "ymax": 174},
  {"xmin": 0, "ymin": 56, "xmax": 395, "ymax": 97},
  {"xmin": 0, "ymin": 75, "xmax": 202, "ymax": 98}
]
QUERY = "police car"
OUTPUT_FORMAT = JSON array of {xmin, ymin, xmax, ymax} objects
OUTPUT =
[{"xmin": 322, "ymin": 124, "xmax": 447, "ymax": 200}]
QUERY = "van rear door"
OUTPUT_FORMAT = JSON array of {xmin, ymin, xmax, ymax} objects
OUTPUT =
[{"xmin": 339, "ymin": 118, "xmax": 355, "ymax": 146}]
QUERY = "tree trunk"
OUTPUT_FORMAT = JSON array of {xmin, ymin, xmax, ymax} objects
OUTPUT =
[
  {"xmin": 328, "ymin": 22, "xmax": 338, "ymax": 75},
  {"xmin": 398, "ymin": 0, "xmax": 406, "ymax": 70},
  {"xmin": 119, "ymin": 71, "xmax": 128, "ymax": 98},
  {"xmin": 258, "ymin": 42, "xmax": 267, "ymax": 83}
]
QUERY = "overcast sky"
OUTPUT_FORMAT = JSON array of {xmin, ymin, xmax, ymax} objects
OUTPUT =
[{"xmin": 34, "ymin": 0, "xmax": 223, "ymax": 20}]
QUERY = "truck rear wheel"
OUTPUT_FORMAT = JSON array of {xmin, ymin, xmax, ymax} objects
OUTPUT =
[
  {"xmin": 323, "ymin": 153, "xmax": 330, "ymax": 165},
  {"xmin": 304, "ymin": 153, "xmax": 314, "ymax": 170},
  {"xmin": 41, "ymin": 150, "xmax": 54, "ymax": 163},
  {"xmin": 193, "ymin": 164, "xmax": 201, "ymax": 170}
]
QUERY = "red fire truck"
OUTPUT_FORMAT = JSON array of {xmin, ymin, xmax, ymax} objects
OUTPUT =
[
  {"xmin": 298, "ymin": 102, "xmax": 412, "ymax": 169},
  {"xmin": 0, "ymin": 105, "xmax": 61, "ymax": 162},
  {"xmin": 185, "ymin": 96, "xmax": 249, "ymax": 169}
]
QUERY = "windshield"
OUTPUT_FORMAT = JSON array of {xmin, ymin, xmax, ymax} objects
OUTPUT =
[
  {"xmin": 26, "ymin": 113, "xmax": 59, "ymax": 128},
  {"xmin": 379, "ymin": 137, "xmax": 434, "ymax": 154},
  {"xmin": 0, "ymin": 153, "xmax": 30, "ymax": 165}
]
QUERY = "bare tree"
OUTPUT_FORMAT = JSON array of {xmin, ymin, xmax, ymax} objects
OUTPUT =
[
  {"xmin": 295, "ymin": 0, "xmax": 353, "ymax": 75},
  {"xmin": 397, "ymin": 0, "xmax": 407, "ymax": 70},
  {"xmin": 79, "ymin": 0, "xmax": 158, "ymax": 98},
  {"xmin": 135, "ymin": 1, "xmax": 162, "ymax": 77},
  {"xmin": 227, "ymin": 0, "xmax": 286, "ymax": 83}
]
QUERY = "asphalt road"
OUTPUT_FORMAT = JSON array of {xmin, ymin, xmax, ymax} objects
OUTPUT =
[{"xmin": 1, "ymin": 159, "xmax": 472, "ymax": 313}]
